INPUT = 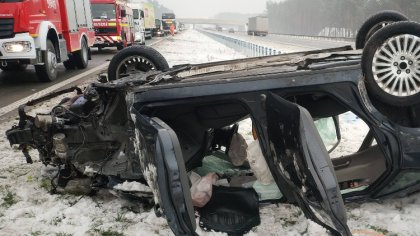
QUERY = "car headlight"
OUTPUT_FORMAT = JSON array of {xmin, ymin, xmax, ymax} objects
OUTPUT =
[{"xmin": 3, "ymin": 41, "xmax": 32, "ymax": 53}]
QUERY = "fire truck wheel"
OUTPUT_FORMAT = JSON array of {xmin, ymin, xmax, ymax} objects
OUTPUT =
[
  {"xmin": 362, "ymin": 21, "xmax": 420, "ymax": 106},
  {"xmin": 0, "ymin": 63, "xmax": 27, "ymax": 71},
  {"xmin": 107, "ymin": 46, "xmax": 169, "ymax": 81},
  {"xmin": 356, "ymin": 11, "xmax": 408, "ymax": 49},
  {"xmin": 35, "ymin": 40, "xmax": 58, "ymax": 82},
  {"xmin": 74, "ymin": 38, "xmax": 89, "ymax": 69},
  {"xmin": 63, "ymin": 56, "xmax": 76, "ymax": 70}
]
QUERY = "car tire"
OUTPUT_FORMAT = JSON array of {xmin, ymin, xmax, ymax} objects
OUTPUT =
[
  {"xmin": 362, "ymin": 21, "xmax": 420, "ymax": 107},
  {"xmin": 355, "ymin": 11, "xmax": 408, "ymax": 49},
  {"xmin": 35, "ymin": 40, "xmax": 58, "ymax": 82},
  {"xmin": 73, "ymin": 38, "xmax": 89, "ymax": 69},
  {"xmin": 107, "ymin": 45, "xmax": 170, "ymax": 81},
  {"xmin": 0, "ymin": 63, "xmax": 27, "ymax": 71}
]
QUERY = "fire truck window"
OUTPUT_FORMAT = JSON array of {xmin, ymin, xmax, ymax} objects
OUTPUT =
[{"xmin": 92, "ymin": 4, "xmax": 116, "ymax": 19}]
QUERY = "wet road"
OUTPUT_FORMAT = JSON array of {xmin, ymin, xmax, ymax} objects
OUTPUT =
[{"xmin": 0, "ymin": 39, "xmax": 163, "ymax": 109}]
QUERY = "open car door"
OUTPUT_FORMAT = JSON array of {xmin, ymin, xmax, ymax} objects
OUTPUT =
[
  {"xmin": 265, "ymin": 93, "xmax": 351, "ymax": 236},
  {"xmin": 131, "ymin": 109, "xmax": 197, "ymax": 235}
]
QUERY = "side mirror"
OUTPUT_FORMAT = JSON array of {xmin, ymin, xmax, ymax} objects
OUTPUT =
[
  {"xmin": 120, "ymin": 9, "xmax": 126, "ymax": 18},
  {"xmin": 140, "ymin": 11, "xmax": 145, "ymax": 18},
  {"xmin": 314, "ymin": 116, "xmax": 341, "ymax": 153}
]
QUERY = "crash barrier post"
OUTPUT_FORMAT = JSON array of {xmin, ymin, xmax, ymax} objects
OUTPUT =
[{"xmin": 198, "ymin": 29, "xmax": 281, "ymax": 57}]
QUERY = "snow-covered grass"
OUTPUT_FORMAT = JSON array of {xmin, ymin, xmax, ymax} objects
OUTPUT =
[
  {"xmin": 153, "ymin": 30, "xmax": 244, "ymax": 66},
  {"xmin": 1, "ymin": 30, "xmax": 419, "ymax": 236}
]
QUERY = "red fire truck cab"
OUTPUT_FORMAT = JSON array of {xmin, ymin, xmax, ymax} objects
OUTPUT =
[
  {"xmin": 91, "ymin": 0, "xmax": 135, "ymax": 50},
  {"xmin": 0, "ymin": 0, "xmax": 95, "ymax": 82}
]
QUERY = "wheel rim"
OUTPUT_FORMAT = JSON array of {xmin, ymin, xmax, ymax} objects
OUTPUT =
[
  {"xmin": 48, "ymin": 49, "xmax": 57, "ymax": 76},
  {"xmin": 115, "ymin": 56, "xmax": 156, "ymax": 80},
  {"xmin": 372, "ymin": 34, "xmax": 420, "ymax": 97}
]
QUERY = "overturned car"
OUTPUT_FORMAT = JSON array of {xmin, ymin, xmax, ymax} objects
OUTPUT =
[{"xmin": 6, "ymin": 11, "xmax": 420, "ymax": 236}]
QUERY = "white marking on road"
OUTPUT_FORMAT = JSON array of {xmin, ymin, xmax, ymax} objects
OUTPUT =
[
  {"xmin": 0, "ymin": 39, "xmax": 165, "ymax": 118},
  {"xmin": 0, "ymin": 62, "xmax": 109, "ymax": 117}
]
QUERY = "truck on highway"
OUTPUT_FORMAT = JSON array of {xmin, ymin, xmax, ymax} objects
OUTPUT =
[
  {"xmin": 162, "ymin": 13, "xmax": 176, "ymax": 35},
  {"xmin": 248, "ymin": 16, "xmax": 268, "ymax": 36},
  {"xmin": 143, "ymin": 3, "xmax": 156, "ymax": 39},
  {"xmin": 0, "ymin": 0, "xmax": 95, "ymax": 82},
  {"xmin": 91, "ymin": 0, "xmax": 135, "ymax": 50},
  {"xmin": 127, "ymin": 3, "xmax": 146, "ymax": 45}
]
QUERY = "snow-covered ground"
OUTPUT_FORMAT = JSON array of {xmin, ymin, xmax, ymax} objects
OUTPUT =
[{"xmin": 1, "ymin": 30, "xmax": 419, "ymax": 236}]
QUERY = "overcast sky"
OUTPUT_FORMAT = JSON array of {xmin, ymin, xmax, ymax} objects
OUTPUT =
[{"xmin": 155, "ymin": 0, "xmax": 272, "ymax": 18}]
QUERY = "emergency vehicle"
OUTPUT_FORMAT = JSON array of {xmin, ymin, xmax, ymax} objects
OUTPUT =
[
  {"xmin": 91, "ymin": 0, "xmax": 135, "ymax": 50},
  {"xmin": 0, "ymin": 0, "xmax": 95, "ymax": 82}
]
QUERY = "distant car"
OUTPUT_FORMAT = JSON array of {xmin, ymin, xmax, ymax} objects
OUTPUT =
[
  {"xmin": 228, "ymin": 28, "xmax": 235, "ymax": 33},
  {"xmin": 6, "ymin": 11, "xmax": 420, "ymax": 236}
]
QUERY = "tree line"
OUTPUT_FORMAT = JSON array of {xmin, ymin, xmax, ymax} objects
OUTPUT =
[{"xmin": 266, "ymin": 0, "xmax": 420, "ymax": 37}]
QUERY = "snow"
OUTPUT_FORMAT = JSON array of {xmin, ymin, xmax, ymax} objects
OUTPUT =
[
  {"xmin": 153, "ymin": 30, "xmax": 244, "ymax": 66},
  {"xmin": 0, "ymin": 29, "xmax": 419, "ymax": 236},
  {"xmin": 113, "ymin": 181, "xmax": 151, "ymax": 193}
]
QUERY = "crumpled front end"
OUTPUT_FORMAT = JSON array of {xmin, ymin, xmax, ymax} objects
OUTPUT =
[{"xmin": 5, "ymin": 85, "xmax": 149, "ymax": 198}]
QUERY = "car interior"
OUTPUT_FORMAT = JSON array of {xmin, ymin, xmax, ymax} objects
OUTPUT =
[{"xmin": 137, "ymin": 91, "xmax": 388, "ymax": 233}]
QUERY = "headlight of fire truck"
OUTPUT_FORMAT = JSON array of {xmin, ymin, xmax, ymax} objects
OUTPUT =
[
  {"xmin": 110, "ymin": 36, "xmax": 121, "ymax": 41},
  {"xmin": 2, "ymin": 41, "xmax": 32, "ymax": 53}
]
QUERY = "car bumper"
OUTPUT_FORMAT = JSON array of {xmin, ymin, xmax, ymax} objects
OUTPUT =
[
  {"xmin": 154, "ymin": 31, "xmax": 164, "ymax": 37},
  {"xmin": 94, "ymin": 36, "xmax": 122, "ymax": 47},
  {"xmin": 0, "ymin": 33, "xmax": 37, "ymax": 60}
]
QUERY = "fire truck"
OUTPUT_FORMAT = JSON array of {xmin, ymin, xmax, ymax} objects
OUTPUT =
[
  {"xmin": 91, "ymin": 0, "xmax": 135, "ymax": 50},
  {"xmin": 0, "ymin": 0, "xmax": 95, "ymax": 82}
]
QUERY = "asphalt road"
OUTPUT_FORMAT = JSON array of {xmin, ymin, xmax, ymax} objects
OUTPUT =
[{"xmin": 0, "ymin": 38, "xmax": 162, "ymax": 110}]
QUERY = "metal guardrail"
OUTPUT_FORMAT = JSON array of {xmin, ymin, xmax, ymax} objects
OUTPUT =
[
  {"xmin": 268, "ymin": 33, "xmax": 355, "ymax": 42},
  {"xmin": 199, "ymin": 30, "xmax": 281, "ymax": 57},
  {"xmin": 206, "ymin": 30, "xmax": 355, "ymax": 43}
]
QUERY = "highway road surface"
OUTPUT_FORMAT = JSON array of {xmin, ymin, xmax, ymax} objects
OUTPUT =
[{"xmin": 0, "ymin": 39, "xmax": 163, "ymax": 110}]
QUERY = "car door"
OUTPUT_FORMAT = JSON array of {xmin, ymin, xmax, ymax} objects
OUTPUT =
[
  {"xmin": 265, "ymin": 92, "xmax": 351, "ymax": 236},
  {"xmin": 130, "ymin": 109, "xmax": 197, "ymax": 235}
]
